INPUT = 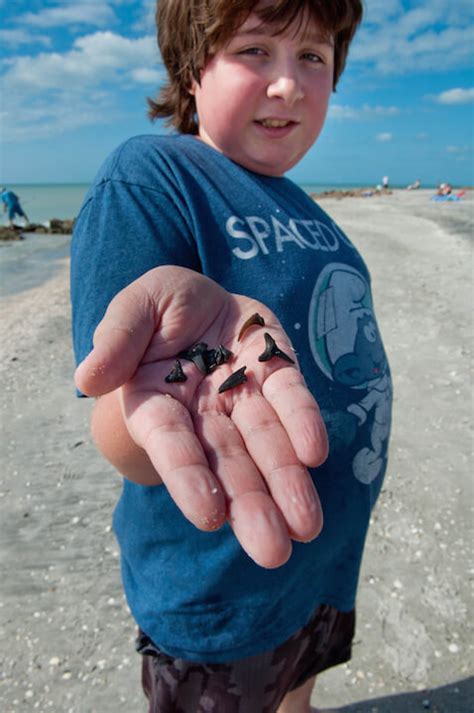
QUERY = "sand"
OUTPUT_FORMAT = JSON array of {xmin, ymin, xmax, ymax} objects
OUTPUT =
[{"xmin": 1, "ymin": 190, "xmax": 472, "ymax": 713}]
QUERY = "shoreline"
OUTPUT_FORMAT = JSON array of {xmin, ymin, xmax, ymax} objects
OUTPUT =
[{"xmin": 1, "ymin": 190, "xmax": 472, "ymax": 712}]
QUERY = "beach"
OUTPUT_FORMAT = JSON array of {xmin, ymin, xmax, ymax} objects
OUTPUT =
[{"xmin": 1, "ymin": 189, "xmax": 472, "ymax": 712}]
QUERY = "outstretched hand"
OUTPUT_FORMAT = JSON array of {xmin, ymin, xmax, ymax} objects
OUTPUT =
[{"xmin": 75, "ymin": 266, "xmax": 328, "ymax": 568}]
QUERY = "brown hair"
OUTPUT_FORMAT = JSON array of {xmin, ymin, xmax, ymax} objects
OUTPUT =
[{"xmin": 148, "ymin": 0, "xmax": 363, "ymax": 134}]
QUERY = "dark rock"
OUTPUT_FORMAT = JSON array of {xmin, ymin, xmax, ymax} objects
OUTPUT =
[
  {"xmin": 49, "ymin": 218, "xmax": 74, "ymax": 234},
  {"xmin": 0, "ymin": 226, "xmax": 23, "ymax": 241},
  {"xmin": 311, "ymin": 188, "xmax": 393, "ymax": 200},
  {"xmin": 0, "ymin": 219, "xmax": 76, "ymax": 240},
  {"xmin": 24, "ymin": 223, "xmax": 49, "ymax": 234}
]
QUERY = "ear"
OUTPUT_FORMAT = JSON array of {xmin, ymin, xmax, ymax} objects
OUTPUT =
[{"xmin": 187, "ymin": 66, "xmax": 202, "ymax": 96}]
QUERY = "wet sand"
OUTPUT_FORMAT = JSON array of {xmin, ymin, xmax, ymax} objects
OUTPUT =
[{"xmin": 1, "ymin": 190, "xmax": 472, "ymax": 712}]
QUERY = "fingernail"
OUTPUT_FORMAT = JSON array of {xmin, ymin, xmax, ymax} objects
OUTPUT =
[{"xmin": 200, "ymin": 510, "xmax": 224, "ymax": 531}]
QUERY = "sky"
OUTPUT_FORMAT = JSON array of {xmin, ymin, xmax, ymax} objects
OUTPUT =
[{"xmin": 0, "ymin": 0, "xmax": 473, "ymax": 187}]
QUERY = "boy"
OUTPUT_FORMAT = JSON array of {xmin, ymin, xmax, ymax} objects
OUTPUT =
[{"xmin": 71, "ymin": 1, "xmax": 392, "ymax": 711}]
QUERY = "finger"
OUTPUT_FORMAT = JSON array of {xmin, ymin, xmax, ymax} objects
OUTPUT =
[
  {"xmin": 75, "ymin": 282, "xmax": 155, "ymax": 396},
  {"xmin": 193, "ymin": 411, "xmax": 265, "ymax": 499},
  {"xmin": 122, "ymin": 388, "xmax": 227, "ymax": 531},
  {"xmin": 262, "ymin": 368, "xmax": 329, "ymax": 467},
  {"xmin": 230, "ymin": 491, "xmax": 292, "ymax": 568},
  {"xmin": 193, "ymin": 410, "xmax": 292, "ymax": 568},
  {"xmin": 231, "ymin": 393, "xmax": 323, "ymax": 543},
  {"xmin": 239, "ymin": 326, "xmax": 328, "ymax": 466}
]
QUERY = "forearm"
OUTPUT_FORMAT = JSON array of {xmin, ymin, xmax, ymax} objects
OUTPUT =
[{"xmin": 91, "ymin": 391, "xmax": 163, "ymax": 486}]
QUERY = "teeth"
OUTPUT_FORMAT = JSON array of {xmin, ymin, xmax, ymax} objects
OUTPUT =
[{"xmin": 260, "ymin": 119, "xmax": 290, "ymax": 128}]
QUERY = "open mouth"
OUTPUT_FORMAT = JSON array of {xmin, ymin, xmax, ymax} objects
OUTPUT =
[
  {"xmin": 259, "ymin": 119, "xmax": 290, "ymax": 128},
  {"xmin": 257, "ymin": 118, "xmax": 296, "ymax": 128}
]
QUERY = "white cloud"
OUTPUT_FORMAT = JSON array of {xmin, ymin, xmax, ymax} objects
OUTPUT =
[
  {"xmin": 17, "ymin": 2, "xmax": 116, "ymax": 29},
  {"xmin": 329, "ymin": 105, "xmax": 358, "ymax": 120},
  {"xmin": 364, "ymin": 0, "xmax": 474, "ymax": 28},
  {"xmin": 446, "ymin": 144, "xmax": 471, "ymax": 154},
  {"xmin": 364, "ymin": 0, "xmax": 404, "ymax": 25},
  {"xmin": 352, "ymin": 0, "xmax": 474, "ymax": 74},
  {"xmin": 1, "ymin": 30, "xmax": 160, "ymax": 141},
  {"xmin": 3, "ymin": 93, "xmax": 115, "ymax": 141},
  {"xmin": 3, "ymin": 32, "xmax": 158, "ymax": 91},
  {"xmin": 352, "ymin": 26, "xmax": 473, "ymax": 74},
  {"xmin": 376, "ymin": 133, "xmax": 393, "ymax": 142},
  {"xmin": 132, "ymin": 0, "xmax": 156, "ymax": 33},
  {"xmin": 329, "ymin": 103, "xmax": 400, "ymax": 120},
  {"xmin": 0, "ymin": 28, "xmax": 52, "ymax": 48},
  {"xmin": 363, "ymin": 104, "xmax": 400, "ymax": 116},
  {"xmin": 130, "ymin": 67, "xmax": 162, "ymax": 84},
  {"xmin": 435, "ymin": 88, "xmax": 474, "ymax": 105}
]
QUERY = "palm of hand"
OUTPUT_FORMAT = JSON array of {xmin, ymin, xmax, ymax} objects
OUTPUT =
[{"xmin": 76, "ymin": 267, "xmax": 327, "ymax": 568}]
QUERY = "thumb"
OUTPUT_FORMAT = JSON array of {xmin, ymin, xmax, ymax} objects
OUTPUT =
[{"xmin": 75, "ymin": 282, "xmax": 155, "ymax": 396}]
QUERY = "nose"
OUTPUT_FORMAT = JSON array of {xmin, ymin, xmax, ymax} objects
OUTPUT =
[{"xmin": 267, "ymin": 65, "xmax": 304, "ymax": 105}]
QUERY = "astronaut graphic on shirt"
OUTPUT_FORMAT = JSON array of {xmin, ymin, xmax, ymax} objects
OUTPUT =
[{"xmin": 308, "ymin": 263, "xmax": 392, "ymax": 485}]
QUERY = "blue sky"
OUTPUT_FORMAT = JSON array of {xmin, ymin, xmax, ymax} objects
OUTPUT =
[{"xmin": 1, "ymin": 0, "xmax": 473, "ymax": 187}]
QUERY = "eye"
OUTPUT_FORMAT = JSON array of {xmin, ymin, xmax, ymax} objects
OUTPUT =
[
  {"xmin": 301, "ymin": 51, "xmax": 327, "ymax": 65},
  {"xmin": 238, "ymin": 46, "xmax": 266, "ymax": 56}
]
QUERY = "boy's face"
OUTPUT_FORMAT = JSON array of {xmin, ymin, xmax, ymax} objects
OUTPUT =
[{"xmin": 190, "ymin": 3, "xmax": 334, "ymax": 176}]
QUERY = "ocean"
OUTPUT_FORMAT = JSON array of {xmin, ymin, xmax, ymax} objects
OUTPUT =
[
  {"xmin": 1, "ymin": 184, "xmax": 91, "ymax": 226},
  {"xmin": 2, "ymin": 181, "xmax": 384, "ymax": 226}
]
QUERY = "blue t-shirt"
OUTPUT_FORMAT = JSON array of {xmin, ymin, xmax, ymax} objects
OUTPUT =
[
  {"xmin": 1, "ymin": 190, "xmax": 18, "ymax": 208},
  {"xmin": 71, "ymin": 134, "xmax": 392, "ymax": 663}
]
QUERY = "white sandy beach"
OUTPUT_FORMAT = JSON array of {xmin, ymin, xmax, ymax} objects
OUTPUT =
[{"xmin": 0, "ymin": 189, "xmax": 472, "ymax": 712}]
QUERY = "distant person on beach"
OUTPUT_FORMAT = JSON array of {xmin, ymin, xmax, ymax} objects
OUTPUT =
[
  {"xmin": 382, "ymin": 175, "xmax": 389, "ymax": 190},
  {"xmin": 71, "ymin": 1, "xmax": 392, "ymax": 711},
  {"xmin": 407, "ymin": 179, "xmax": 421, "ymax": 190},
  {"xmin": 437, "ymin": 182, "xmax": 453, "ymax": 196},
  {"xmin": 1, "ymin": 187, "xmax": 29, "ymax": 226}
]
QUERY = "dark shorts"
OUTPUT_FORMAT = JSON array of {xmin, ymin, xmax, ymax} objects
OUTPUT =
[
  {"xmin": 8, "ymin": 202, "xmax": 25, "ymax": 220},
  {"xmin": 137, "ymin": 604, "xmax": 355, "ymax": 713}
]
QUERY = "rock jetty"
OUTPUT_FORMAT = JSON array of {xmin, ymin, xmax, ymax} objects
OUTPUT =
[
  {"xmin": 312, "ymin": 188, "xmax": 393, "ymax": 200},
  {"xmin": 0, "ymin": 218, "xmax": 74, "ymax": 241}
]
